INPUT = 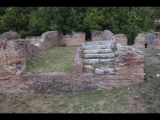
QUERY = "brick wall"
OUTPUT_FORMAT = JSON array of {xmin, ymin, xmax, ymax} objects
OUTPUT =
[
  {"xmin": 72, "ymin": 47, "xmax": 83, "ymax": 74},
  {"xmin": 155, "ymin": 32, "xmax": 160, "ymax": 49},
  {"xmin": 30, "ymin": 73, "xmax": 144, "ymax": 94},
  {"xmin": 0, "ymin": 31, "xmax": 146, "ymax": 94},
  {"xmin": 0, "ymin": 43, "xmax": 145, "ymax": 94},
  {"xmin": 60, "ymin": 31, "xmax": 85, "ymax": 46},
  {"xmin": 0, "ymin": 73, "xmax": 33, "ymax": 93},
  {"xmin": 132, "ymin": 32, "xmax": 160, "ymax": 49},
  {"xmin": 91, "ymin": 30, "xmax": 115, "ymax": 41},
  {"xmin": 0, "ymin": 72, "xmax": 144, "ymax": 94},
  {"xmin": 91, "ymin": 30, "xmax": 106, "ymax": 41},
  {"xmin": 0, "ymin": 40, "xmax": 26, "ymax": 80},
  {"xmin": 115, "ymin": 43, "xmax": 145, "ymax": 81},
  {"xmin": 115, "ymin": 34, "xmax": 128, "ymax": 46}
]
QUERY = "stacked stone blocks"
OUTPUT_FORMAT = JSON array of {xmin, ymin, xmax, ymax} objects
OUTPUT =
[{"xmin": 82, "ymin": 40, "xmax": 116, "ymax": 75}]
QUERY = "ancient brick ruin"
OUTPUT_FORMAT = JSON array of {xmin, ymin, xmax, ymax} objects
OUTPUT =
[
  {"xmin": 91, "ymin": 30, "xmax": 115, "ymax": 41},
  {"xmin": 132, "ymin": 32, "xmax": 160, "ymax": 49},
  {"xmin": 0, "ymin": 40, "xmax": 26, "ymax": 80},
  {"xmin": 0, "ymin": 30, "xmax": 20, "ymax": 40},
  {"xmin": 114, "ymin": 34, "xmax": 128, "ymax": 46},
  {"xmin": 60, "ymin": 31, "xmax": 85, "ymax": 46},
  {"xmin": 91, "ymin": 30, "xmax": 160, "ymax": 49},
  {"xmin": 29, "ymin": 41, "xmax": 145, "ymax": 94},
  {"xmin": 0, "ymin": 29, "xmax": 149, "ymax": 94},
  {"xmin": 91, "ymin": 30, "xmax": 128, "ymax": 46}
]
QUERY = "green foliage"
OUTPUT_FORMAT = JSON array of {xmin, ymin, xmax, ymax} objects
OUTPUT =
[
  {"xmin": 83, "ymin": 7, "xmax": 104, "ymax": 31},
  {"xmin": 0, "ymin": 7, "xmax": 6, "ymax": 16},
  {"xmin": 0, "ymin": 7, "xmax": 155, "ymax": 40},
  {"xmin": 0, "ymin": 16, "xmax": 7, "ymax": 33},
  {"xmin": 2, "ymin": 7, "xmax": 28, "ymax": 32},
  {"xmin": 19, "ymin": 30, "xmax": 31, "ymax": 38},
  {"xmin": 28, "ymin": 7, "xmax": 49, "ymax": 36},
  {"xmin": 120, "ymin": 7, "xmax": 154, "ymax": 45},
  {"xmin": 152, "ymin": 7, "xmax": 160, "ymax": 20}
]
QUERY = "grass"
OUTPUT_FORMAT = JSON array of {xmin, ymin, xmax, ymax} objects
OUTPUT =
[
  {"xmin": 138, "ymin": 29, "xmax": 154, "ymax": 34},
  {"xmin": 24, "ymin": 46, "xmax": 77, "ymax": 73},
  {"xmin": 0, "ymin": 48, "xmax": 160, "ymax": 113},
  {"xmin": 143, "ymin": 49, "xmax": 160, "ymax": 57}
]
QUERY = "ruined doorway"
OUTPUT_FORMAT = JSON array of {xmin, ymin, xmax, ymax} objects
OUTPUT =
[
  {"xmin": 85, "ymin": 30, "xmax": 91, "ymax": 41},
  {"xmin": 145, "ymin": 43, "xmax": 148, "ymax": 48}
]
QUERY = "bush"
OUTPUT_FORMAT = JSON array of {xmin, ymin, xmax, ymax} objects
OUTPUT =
[{"xmin": 19, "ymin": 30, "xmax": 31, "ymax": 38}]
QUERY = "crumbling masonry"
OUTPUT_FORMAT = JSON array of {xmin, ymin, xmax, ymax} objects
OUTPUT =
[{"xmin": 0, "ymin": 30, "xmax": 147, "ymax": 94}]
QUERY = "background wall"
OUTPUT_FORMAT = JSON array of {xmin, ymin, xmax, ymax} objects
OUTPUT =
[{"xmin": 60, "ymin": 31, "xmax": 85, "ymax": 46}]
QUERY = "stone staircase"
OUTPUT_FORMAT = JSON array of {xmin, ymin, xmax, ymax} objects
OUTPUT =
[{"xmin": 82, "ymin": 40, "xmax": 116, "ymax": 75}]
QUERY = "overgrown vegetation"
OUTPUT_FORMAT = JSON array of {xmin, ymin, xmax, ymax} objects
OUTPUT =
[
  {"xmin": 0, "ymin": 7, "xmax": 156, "ymax": 44},
  {"xmin": 25, "ymin": 47, "xmax": 77, "ymax": 73}
]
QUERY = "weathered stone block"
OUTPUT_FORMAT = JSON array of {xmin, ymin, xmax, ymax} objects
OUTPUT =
[
  {"xmin": 102, "ymin": 68, "xmax": 116, "ymax": 75},
  {"xmin": 95, "ymin": 68, "xmax": 104, "ymax": 75},
  {"xmin": 83, "ymin": 49, "xmax": 112, "ymax": 54},
  {"xmin": 82, "ymin": 45, "xmax": 112, "ymax": 50},
  {"xmin": 82, "ymin": 40, "xmax": 115, "ymax": 47},
  {"xmin": 83, "ymin": 53, "xmax": 114, "ymax": 59},
  {"xmin": 83, "ymin": 59, "xmax": 99, "ymax": 64},
  {"xmin": 83, "ymin": 65, "xmax": 94, "ymax": 73},
  {"xmin": 100, "ymin": 59, "xmax": 114, "ymax": 63}
]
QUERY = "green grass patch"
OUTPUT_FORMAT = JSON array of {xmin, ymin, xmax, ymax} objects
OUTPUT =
[
  {"xmin": 72, "ymin": 104, "xmax": 84, "ymax": 112},
  {"xmin": 144, "ymin": 49, "xmax": 160, "ymax": 57},
  {"xmin": 25, "ymin": 47, "xmax": 77, "ymax": 73},
  {"xmin": 144, "ymin": 64, "xmax": 159, "ymax": 80},
  {"xmin": 0, "ymin": 98, "xmax": 5, "ymax": 104}
]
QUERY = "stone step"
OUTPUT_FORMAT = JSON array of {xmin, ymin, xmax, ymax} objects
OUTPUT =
[
  {"xmin": 82, "ymin": 40, "xmax": 115, "ymax": 47},
  {"xmin": 95, "ymin": 68, "xmax": 104, "ymax": 75},
  {"xmin": 83, "ymin": 53, "xmax": 115, "ymax": 59},
  {"xmin": 83, "ymin": 65, "xmax": 94, "ymax": 70},
  {"xmin": 83, "ymin": 59, "xmax": 114, "ymax": 64},
  {"xmin": 83, "ymin": 59, "xmax": 99, "ymax": 64},
  {"xmin": 100, "ymin": 59, "xmax": 114, "ymax": 63},
  {"xmin": 83, "ymin": 49, "xmax": 112, "ymax": 54},
  {"xmin": 82, "ymin": 45, "xmax": 114, "ymax": 50},
  {"xmin": 103, "ymin": 68, "xmax": 116, "ymax": 75}
]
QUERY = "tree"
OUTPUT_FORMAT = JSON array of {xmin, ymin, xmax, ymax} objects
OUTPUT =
[
  {"xmin": 28, "ymin": 7, "xmax": 49, "ymax": 36},
  {"xmin": 0, "ymin": 7, "xmax": 154, "ymax": 41}
]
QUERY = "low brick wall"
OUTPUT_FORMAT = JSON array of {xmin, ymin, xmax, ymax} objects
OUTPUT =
[
  {"xmin": 0, "ymin": 72, "xmax": 144, "ymax": 94},
  {"xmin": 0, "ymin": 30, "xmax": 147, "ymax": 94},
  {"xmin": 0, "ymin": 73, "xmax": 33, "ymax": 93},
  {"xmin": 0, "ymin": 40, "xmax": 27, "ymax": 80},
  {"xmin": 132, "ymin": 32, "xmax": 160, "ymax": 49},
  {"xmin": 31, "ymin": 73, "xmax": 144, "ymax": 94},
  {"xmin": 0, "ymin": 40, "xmax": 145, "ymax": 94},
  {"xmin": 72, "ymin": 47, "xmax": 83, "ymax": 74},
  {"xmin": 115, "ymin": 43, "xmax": 145, "ymax": 81},
  {"xmin": 155, "ymin": 32, "xmax": 160, "ymax": 49}
]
